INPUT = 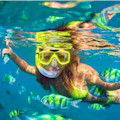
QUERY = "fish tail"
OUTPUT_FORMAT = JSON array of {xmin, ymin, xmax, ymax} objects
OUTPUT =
[{"xmin": 71, "ymin": 99, "xmax": 81, "ymax": 108}]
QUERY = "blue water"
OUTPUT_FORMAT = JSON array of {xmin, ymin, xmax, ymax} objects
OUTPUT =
[{"xmin": 0, "ymin": 1, "xmax": 120, "ymax": 120}]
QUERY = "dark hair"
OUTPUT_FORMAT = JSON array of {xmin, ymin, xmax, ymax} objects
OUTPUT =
[{"xmin": 59, "ymin": 52, "xmax": 80, "ymax": 91}]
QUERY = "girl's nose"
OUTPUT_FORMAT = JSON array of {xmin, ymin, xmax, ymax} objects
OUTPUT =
[{"xmin": 51, "ymin": 58, "xmax": 58, "ymax": 67}]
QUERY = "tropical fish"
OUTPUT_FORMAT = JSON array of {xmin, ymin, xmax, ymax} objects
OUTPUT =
[
  {"xmin": 89, "ymin": 103, "xmax": 105, "ymax": 110},
  {"xmin": 23, "ymin": 113, "xmax": 72, "ymax": 120},
  {"xmin": 3, "ymin": 55, "xmax": 10, "ymax": 64},
  {"xmin": 88, "ymin": 68, "xmax": 120, "ymax": 110},
  {"xmin": 46, "ymin": 16, "xmax": 64, "ymax": 23},
  {"xmin": 16, "ymin": 68, "xmax": 20, "ymax": 75},
  {"xmin": 9, "ymin": 109, "xmax": 23, "ymax": 119},
  {"xmin": 92, "ymin": 13, "xmax": 112, "ymax": 31},
  {"xmin": 88, "ymin": 85, "xmax": 109, "ymax": 110},
  {"xmin": 41, "ymin": 94, "xmax": 81, "ymax": 109},
  {"xmin": 89, "ymin": 86, "xmax": 108, "ymax": 98},
  {"xmin": 92, "ymin": 4, "xmax": 120, "ymax": 31},
  {"xmin": 27, "ymin": 91, "xmax": 41, "ymax": 104},
  {"xmin": 9, "ymin": 109, "xmax": 72, "ymax": 120},
  {"xmin": 3, "ymin": 74, "xmax": 16, "ymax": 85},
  {"xmin": 33, "ymin": 114, "xmax": 72, "ymax": 120},
  {"xmin": 100, "ymin": 68, "xmax": 120, "ymax": 83},
  {"xmin": 18, "ymin": 85, "xmax": 26, "ymax": 95},
  {"xmin": 9, "ymin": 110, "xmax": 72, "ymax": 120}
]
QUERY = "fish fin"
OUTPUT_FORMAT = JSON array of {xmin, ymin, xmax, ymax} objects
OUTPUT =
[
  {"xmin": 58, "ymin": 114, "xmax": 72, "ymax": 120},
  {"xmin": 32, "ymin": 112, "xmax": 39, "ymax": 116},
  {"xmin": 27, "ymin": 96, "xmax": 32, "ymax": 104},
  {"xmin": 71, "ymin": 99, "xmax": 82, "ymax": 108}
]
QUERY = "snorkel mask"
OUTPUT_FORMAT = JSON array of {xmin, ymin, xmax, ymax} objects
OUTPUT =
[
  {"xmin": 36, "ymin": 44, "xmax": 72, "ymax": 66},
  {"xmin": 35, "ymin": 31, "xmax": 73, "ymax": 78}
]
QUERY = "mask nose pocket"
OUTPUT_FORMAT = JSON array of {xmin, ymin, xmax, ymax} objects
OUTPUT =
[{"xmin": 51, "ymin": 58, "xmax": 58, "ymax": 67}]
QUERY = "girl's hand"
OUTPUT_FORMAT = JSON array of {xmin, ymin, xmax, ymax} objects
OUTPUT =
[{"xmin": 2, "ymin": 47, "xmax": 13, "ymax": 58}]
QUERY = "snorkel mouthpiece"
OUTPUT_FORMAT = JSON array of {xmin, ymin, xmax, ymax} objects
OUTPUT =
[{"xmin": 38, "ymin": 66, "xmax": 60, "ymax": 78}]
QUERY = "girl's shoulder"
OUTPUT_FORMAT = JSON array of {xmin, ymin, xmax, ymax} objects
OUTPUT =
[{"xmin": 77, "ymin": 63, "xmax": 97, "ymax": 73}]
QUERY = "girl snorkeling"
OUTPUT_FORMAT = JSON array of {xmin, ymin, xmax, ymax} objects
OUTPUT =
[
  {"xmin": 2, "ymin": 4, "xmax": 120, "ymax": 105},
  {"xmin": 2, "ymin": 29, "xmax": 120, "ymax": 104}
]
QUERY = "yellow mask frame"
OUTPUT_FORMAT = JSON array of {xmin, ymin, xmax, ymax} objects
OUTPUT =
[{"xmin": 36, "ymin": 49, "xmax": 70, "ymax": 66}]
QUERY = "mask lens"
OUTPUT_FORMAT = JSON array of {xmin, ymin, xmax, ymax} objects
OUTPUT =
[
  {"xmin": 38, "ymin": 50, "xmax": 70, "ymax": 65},
  {"xmin": 57, "ymin": 51, "xmax": 69, "ymax": 64},
  {"xmin": 39, "ymin": 51, "xmax": 53, "ymax": 64}
]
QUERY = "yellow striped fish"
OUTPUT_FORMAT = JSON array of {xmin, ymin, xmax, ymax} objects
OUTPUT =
[
  {"xmin": 9, "ymin": 109, "xmax": 22, "ymax": 119},
  {"xmin": 41, "ymin": 94, "xmax": 81, "ymax": 109},
  {"xmin": 35, "ymin": 114, "xmax": 72, "ymax": 120},
  {"xmin": 101, "ymin": 68, "xmax": 120, "ymax": 83}
]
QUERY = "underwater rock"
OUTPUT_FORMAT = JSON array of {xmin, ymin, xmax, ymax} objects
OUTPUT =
[{"xmin": 41, "ymin": 94, "xmax": 81, "ymax": 109}]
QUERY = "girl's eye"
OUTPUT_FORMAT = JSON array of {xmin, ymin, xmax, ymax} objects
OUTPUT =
[
  {"xmin": 58, "ymin": 53, "xmax": 67, "ymax": 61},
  {"xmin": 44, "ymin": 55, "xmax": 50, "ymax": 60},
  {"xmin": 43, "ymin": 53, "xmax": 52, "ymax": 60}
]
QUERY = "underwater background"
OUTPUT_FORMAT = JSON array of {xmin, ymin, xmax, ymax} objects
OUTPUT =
[{"xmin": 0, "ymin": 1, "xmax": 120, "ymax": 120}]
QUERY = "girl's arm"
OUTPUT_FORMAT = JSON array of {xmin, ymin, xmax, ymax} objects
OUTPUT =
[
  {"xmin": 6, "ymin": 29, "xmax": 36, "ymax": 41},
  {"xmin": 2, "ymin": 48, "xmax": 37, "ymax": 75},
  {"xmin": 86, "ymin": 68, "xmax": 120, "ymax": 90}
]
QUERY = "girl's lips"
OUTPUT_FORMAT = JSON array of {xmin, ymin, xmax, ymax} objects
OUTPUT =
[{"xmin": 49, "ymin": 66, "xmax": 60, "ymax": 71}]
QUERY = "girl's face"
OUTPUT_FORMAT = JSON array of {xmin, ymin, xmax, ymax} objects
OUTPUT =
[{"xmin": 38, "ymin": 47, "xmax": 72, "ymax": 78}]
